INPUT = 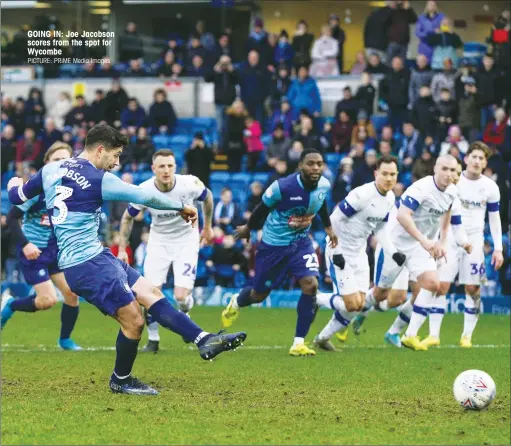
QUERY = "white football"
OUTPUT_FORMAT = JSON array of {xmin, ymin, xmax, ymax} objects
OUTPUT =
[{"xmin": 453, "ymin": 370, "xmax": 496, "ymax": 410}]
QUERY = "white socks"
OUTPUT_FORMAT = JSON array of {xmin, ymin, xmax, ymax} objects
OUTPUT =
[
  {"xmin": 179, "ymin": 294, "xmax": 194, "ymax": 313},
  {"xmin": 317, "ymin": 314, "xmax": 345, "ymax": 341},
  {"xmin": 388, "ymin": 299, "xmax": 413, "ymax": 335},
  {"xmin": 405, "ymin": 289, "xmax": 435, "ymax": 337},
  {"xmin": 428, "ymin": 294, "xmax": 446, "ymax": 339},
  {"xmin": 147, "ymin": 321, "xmax": 160, "ymax": 342},
  {"xmin": 359, "ymin": 288, "xmax": 377, "ymax": 316},
  {"xmin": 462, "ymin": 294, "xmax": 479, "ymax": 339},
  {"xmin": 293, "ymin": 337, "xmax": 305, "ymax": 346}
]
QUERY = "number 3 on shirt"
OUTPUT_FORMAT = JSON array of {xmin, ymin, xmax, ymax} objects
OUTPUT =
[
  {"xmin": 303, "ymin": 253, "xmax": 319, "ymax": 271},
  {"xmin": 52, "ymin": 186, "xmax": 74, "ymax": 225}
]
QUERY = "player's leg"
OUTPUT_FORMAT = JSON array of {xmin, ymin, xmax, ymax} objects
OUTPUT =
[
  {"xmin": 51, "ymin": 271, "xmax": 82, "ymax": 350},
  {"xmin": 140, "ymin": 246, "xmax": 172, "ymax": 352},
  {"xmin": 459, "ymin": 236, "xmax": 485, "ymax": 347},
  {"xmin": 221, "ymin": 242, "xmax": 288, "ymax": 328},
  {"xmin": 385, "ymin": 279, "xmax": 418, "ymax": 346},
  {"xmin": 402, "ymin": 267, "xmax": 440, "ymax": 351},
  {"xmin": 172, "ymin": 246, "xmax": 199, "ymax": 315}
]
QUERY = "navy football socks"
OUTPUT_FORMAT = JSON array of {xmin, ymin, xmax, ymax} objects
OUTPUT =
[
  {"xmin": 236, "ymin": 287, "xmax": 254, "ymax": 308},
  {"xmin": 10, "ymin": 295, "xmax": 37, "ymax": 312},
  {"xmin": 148, "ymin": 298, "xmax": 203, "ymax": 343},
  {"xmin": 113, "ymin": 329, "xmax": 139, "ymax": 382},
  {"xmin": 295, "ymin": 293, "xmax": 316, "ymax": 338},
  {"xmin": 60, "ymin": 303, "xmax": 79, "ymax": 340}
]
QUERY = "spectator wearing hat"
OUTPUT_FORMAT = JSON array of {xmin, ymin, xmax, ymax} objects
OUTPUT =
[
  {"xmin": 274, "ymin": 30, "xmax": 294, "ymax": 70},
  {"xmin": 385, "ymin": 0, "xmax": 418, "ymax": 63},
  {"xmin": 475, "ymin": 53, "xmax": 505, "ymax": 131},
  {"xmin": 148, "ymin": 89, "xmax": 177, "ymax": 135},
  {"xmin": 412, "ymin": 146, "xmax": 436, "ymax": 181},
  {"xmin": 411, "ymin": 85, "xmax": 437, "ymax": 139},
  {"xmin": 415, "ymin": 0, "xmax": 445, "ymax": 63},
  {"xmin": 457, "ymin": 77, "xmax": 480, "ymax": 142},
  {"xmin": 408, "ymin": 54, "xmax": 434, "ymax": 108},
  {"xmin": 246, "ymin": 18, "xmax": 272, "ymax": 67},
  {"xmin": 355, "ymin": 72, "xmax": 376, "ymax": 117},
  {"xmin": 379, "ymin": 56, "xmax": 410, "ymax": 130},
  {"xmin": 425, "ymin": 17, "xmax": 463, "ymax": 71},
  {"xmin": 287, "ymin": 65, "xmax": 321, "ymax": 121},
  {"xmin": 270, "ymin": 97, "xmax": 293, "ymax": 136},
  {"xmin": 185, "ymin": 131, "xmax": 214, "ymax": 187},
  {"xmin": 352, "ymin": 148, "xmax": 378, "ymax": 189},
  {"xmin": 335, "ymin": 86, "xmax": 359, "ymax": 123},
  {"xmin": 238, "ymin": 50, "xmax": 271, "ymax": 126},
  {"xmin": 332, "ymin": 110, "xmax": 353, "ymax": 153},
  {"xmin": 205, "ymin": 55, "xmax": 238, "ymax": 147},
  {"xmin": 292, "ymin": 20, "xmax": 314, "ymax": 70},
  {"xmin": 332, "ymin": 156, "xmax": 354, "ymax": 203},
  {"xmin": 310, "ymin": 24, "xmax": 339, "ymax": 78},
  {"xmin": 329, "ymin": 13, "xmax": 346, "ymax": 74},
  {"xmin": 266, "ymin": 123, "xmax": 292, "ymax": 170},
  {"xmin": 269, "ymin": 64, "xmax": 292, "ymax": 111}
]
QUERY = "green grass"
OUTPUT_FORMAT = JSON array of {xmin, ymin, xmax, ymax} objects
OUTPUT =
[{"xmin": 1, "ymin": 304, "xmax": 510, "ymax": 445}]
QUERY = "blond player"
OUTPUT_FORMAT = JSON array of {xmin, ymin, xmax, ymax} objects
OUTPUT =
[
  {"xmin": 423, "ymin": 142, "xmax": 503, "ymax": 348},
  {"xmin": 118, "ymin": 149, "xmax": 214, "ymax": 353}
]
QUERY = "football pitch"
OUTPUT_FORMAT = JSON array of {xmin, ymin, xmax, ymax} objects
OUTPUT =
[{"xmin": 1, "ymin": 304, "xmax": 510, "ymax": 445}]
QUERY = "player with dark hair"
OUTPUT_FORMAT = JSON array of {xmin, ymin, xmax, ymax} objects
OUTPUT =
[
  {"xmin": 2, "ymin": 142, "xmax": 83, "ymax": 350},
  {"xmin": 221, "ymin": 149, "xmax": 338, "ymax": 356},
  {"xmin": 6, "ymin": 123, "xmax": 247, "ymax": 395}
]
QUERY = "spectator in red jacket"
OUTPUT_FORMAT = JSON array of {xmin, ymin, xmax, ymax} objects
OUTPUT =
[
  {"xmin": 483, "ymin": 108, "xmax": 508, "ymax": 148},
  {"xmin": 332, "ymin": 110, "xmax": 353, "ymax": 153},
  {"xmin": 16, "ymin": 127, "xmax": 43, "ymax": 168}
]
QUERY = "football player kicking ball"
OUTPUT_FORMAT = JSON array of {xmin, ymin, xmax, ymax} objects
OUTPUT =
[
  {"xmin": 221, "ymin": 149, "xmax": 338, "ymax": 357},
  {"xmin": 374, "ymin": 155, "xmax": 470, "ymax": 351},
  {"xmin": 1, "ymin": 142, "xmax": 82, "ymax": 350},
  {"xmin": 423, "ymin": 142, "xmax": 503, "ymax": 348},
  {"xmin": 312, "ymin": 156, "xmax": 407, "ymax": 351},
  {"xmin": 118, "ymin": 149, "xmax": 214, "ymax": 353},
  {"xmin": 8, "ymin": 124, "xmax": 246, "ymax": 395}
]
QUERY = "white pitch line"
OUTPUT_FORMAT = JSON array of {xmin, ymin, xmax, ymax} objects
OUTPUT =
[{"xmin": 1, "ymin": 343, "xmax": 509, "ymax": 352}]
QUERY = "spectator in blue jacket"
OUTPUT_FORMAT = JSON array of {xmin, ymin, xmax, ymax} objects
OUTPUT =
[
  {"xmin": 120, "ymin": 97, "xmax": 146, "ymax": 129},
  {"xmin": 274, "ymin": 30, "xmax": 294, "ymax": 69},
  {"xmin": 415, "ymin": 1, "xmax": 445, "ymax": 63},
  {"xmin": 270, "ymin": 97, "xmax": 294, "ymax": 136},
  {"xmin": 287, "ymin": 65, "xmax": 321, "ymax": 121},
  {"xmin": 238, "ymin": 50, "xmax": 271, "ymax": 125},
  {"xmin": 148, "ymin": 88, "xmax": 177, "ymax": 135}
]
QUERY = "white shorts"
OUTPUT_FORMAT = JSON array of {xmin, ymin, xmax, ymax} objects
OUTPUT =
[
  {"xmin": 374, "ymin": 245, "xmax": 410, "ymax": 291},
  {"xmin": 143, "ymin": 241, "xmax": 199, "ymax": 289},
  {"xmin": 326, "ymin": 246, "xmax": 370, "ymax": 296},
  {"xmin": 378, "ymin": 242, "xmax": 437, "ymax": 288},
  {"xmin": 438, "ymin": 234, "xmax": 485, "ymax": 286}
]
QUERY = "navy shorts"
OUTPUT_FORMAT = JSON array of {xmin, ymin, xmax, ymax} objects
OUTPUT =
[
  {"xmin": 253, "ymin": 238, "xmax": 319, "ymax": 293},
  {"xmin": 64, "ymin": 249, "xmax": 141, "ymax": 316},
  {"xmin": 18, "ymin": 242, "xmax": 61, "ymax": 286}
]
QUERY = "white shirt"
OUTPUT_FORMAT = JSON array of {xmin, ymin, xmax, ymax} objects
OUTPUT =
[
  {"xmin": 331, "ymin": 182, "xmax": 395, "ymax": 257},
  {"xmin": 393, "ymin": 176, "xmax": 458, "ymax": 248},
  {"xmin": 129, "ymin": 174, "xmax": 207, "ymax": 245},
  {"xmin": 456, "ymin": 172, "xmax": 500, "ymax": 237}
]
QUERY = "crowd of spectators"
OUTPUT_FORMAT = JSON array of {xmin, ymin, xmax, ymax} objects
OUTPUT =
[{"xmin": 2, "ymin": 1, "xmax": 511, "ymax": 294}]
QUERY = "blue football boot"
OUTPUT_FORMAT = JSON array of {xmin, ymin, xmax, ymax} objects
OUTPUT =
[
  {"xmin": 110, "ymin": 376, "xmax": 159, "ymax": 396},
  {"xmin": 58, "ymin": 338, "xmax": 83, "ymax": 351},
  {"xmin": 1, "ymin": 296, "xmax": 15, "ymax": 329},
  {"xmin": 198, "ymin": 330, "xmax": 247, "ymax": 360}
]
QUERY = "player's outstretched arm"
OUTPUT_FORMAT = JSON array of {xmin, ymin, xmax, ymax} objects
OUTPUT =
[
  {"xmin": 7, "ymin": 169, "xmax": 44, "ymax": 205},
  {"xmin": 118, "ymin": 209, "xmax": 136, "ymax": 263}
]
